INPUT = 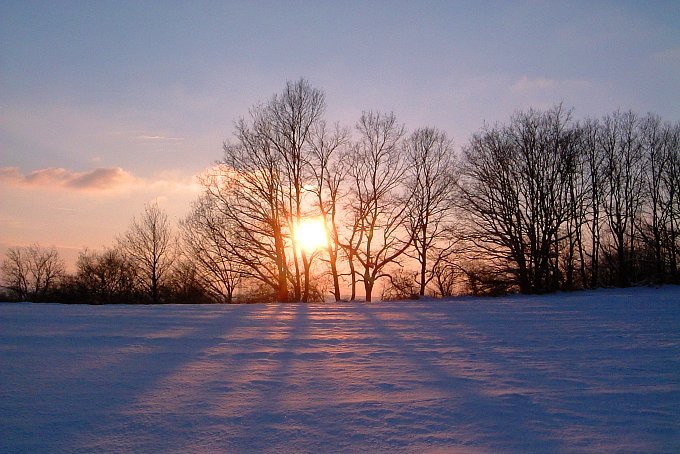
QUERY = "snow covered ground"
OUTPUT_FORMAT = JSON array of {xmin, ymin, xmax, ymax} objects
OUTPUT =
[{"xmin": 1, "ymin": 287, "xmax": 679, "ymax": 453}]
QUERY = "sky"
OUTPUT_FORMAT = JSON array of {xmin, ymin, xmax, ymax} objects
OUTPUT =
[{"xmin": 1, "ymin": 0, "xmax": 679, "ymax": 268}]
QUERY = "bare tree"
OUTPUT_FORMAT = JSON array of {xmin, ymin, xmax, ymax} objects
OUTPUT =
[
  {"xmin": 664, "ymin": 123, "xmax": 680, "ymax": 279},
  {"xmin": 459, "ymin": 106, "xmax": 579, "ymax": 293},
  {"xmin": 209, "ymin": 79, "xmax": 326, "ymax": 302},
  {"xmin": 578, "ymin": 118, "xmax": 606, "ymax": 288},
  {"xmin": 216, "ymin": 136, "xmax": 291, "ymax": 302},
  {"xmin": 458, "ymin": 124, "xmax": 527, "ymax": 291},
  {"xmin": 75, "ymin": 248, "xmax": 138, "ymax": 304},
  {"xmin": 560, "ymin": 123, "xmax": 590, "ymax": 290},
  {"xmin": 599, "ymin": 111, "xmax": 646, "ymax": 287},
  {"xmin": 263, "ymin": 78, "xmax": 326, "ymax": 301},
  {"xmin": 307, "ymin": 120, "xmax": 350, "ymax": 301},
  {"xmin": 344, "ymin": 111, "xmax": 411, "ymax": 302},
  {"xmin": 404, "ymin": 127, "xmax": 459, "ymax": 296},
  {"xmin": 1, "ymin": 244, "xmax": 65, "ymax": 301},
  {"xmin": 118, "ymin": 202, "xmax": 176, "ymax": 304},
  {"xmin": 180, "ymin": 194, "xmax": 245, "ymax": 303},
  {"xmin": 637, "ymin": 115, "xmax": 680, "ymax": 282}
]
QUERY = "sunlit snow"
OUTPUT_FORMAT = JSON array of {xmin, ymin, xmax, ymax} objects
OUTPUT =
[{"xmin": 1, "ymin": 287, "xmax": 679, "ymax": 452}]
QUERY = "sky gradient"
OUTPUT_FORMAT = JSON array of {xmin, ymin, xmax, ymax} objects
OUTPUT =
[{"xmin": 1, "ymin": 0, "xmax": 679, "ymax": 267}]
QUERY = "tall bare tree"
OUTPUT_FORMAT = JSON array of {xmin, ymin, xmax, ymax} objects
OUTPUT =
[
  {"xmin": 344, "ymin": 111, "xmax": 411, "ymax": 301},
  {"xmin": 208, "ymin": 79, "xmax": 326, "ymax": 302},
  {"xmin": 599, "ymin": 111, "xmax": 645, "ymax": 287},
  {"xmin": 307, "ymin": 120, "xmax": 350, "ymax": 301},
  {"xmin": 637, "ymin": 115, "xmax": 680, "ymax": 282},
  {"xmin": 1, "ymin": 244, "xmax": 65, "ymax": 301},
  {"xmin": 664, "ymin": 123, "xmax": 680, "ymax": 279},
  {"xmin": 118, "ymin": 202, "xmax": 176, "ymax": 304},
  {"xmin": 404, "ymin": 127, "xmax": 459, "ymax": 296},
  {"xmin": 262, "ymin": 79, "xmax": 326, "ymax": 301},
  {"xmin": 578, "ymin": 118, "xmax": 606, "ymax": 288}
]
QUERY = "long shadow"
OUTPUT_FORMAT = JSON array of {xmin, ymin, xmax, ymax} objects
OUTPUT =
[
  {"xmin": 0, "ymin": 303, "xmax": 254, "ymax": 453},
  {"xmin": 122, "ymin": 302, "xmax": 298, "ymax": 453},
  {"xmin": 354, "ymin": 302, "xmax": 569, "ymax": 452},
  {"xmin": 5, "ymin": 297, "xmax": 676, "ymax": 452},
  {"xmin": 209, "ymin": 303, "xmax": 313, "ymax": 451},
  {"xmin": 369, "ymin": 298, "xmax": 680, "ymax": 452}
]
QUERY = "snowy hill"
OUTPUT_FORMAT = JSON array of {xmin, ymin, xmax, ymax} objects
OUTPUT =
[{"xmin": 1, "ymin": 287, "xmax": 679, "ymax": 452}]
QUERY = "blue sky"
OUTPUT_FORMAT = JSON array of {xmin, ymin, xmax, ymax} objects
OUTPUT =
[{"xmin": 1, "ymin": 0, "xmax": 679, "ymax": 263}]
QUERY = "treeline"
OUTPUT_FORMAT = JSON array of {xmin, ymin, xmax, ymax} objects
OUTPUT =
[{"xmin": 1, "ymin": 79, "xmax": 678, "ymax": 303}]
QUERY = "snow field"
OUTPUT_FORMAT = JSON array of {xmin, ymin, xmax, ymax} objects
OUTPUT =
[{"xmin": 1, "ymin": 286, "xmax": 679, "ymax": 452}]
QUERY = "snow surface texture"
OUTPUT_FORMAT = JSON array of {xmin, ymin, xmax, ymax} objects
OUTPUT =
[{"xmin": 1, "ymin": 287, "xmax": 679, "ymax": 453}]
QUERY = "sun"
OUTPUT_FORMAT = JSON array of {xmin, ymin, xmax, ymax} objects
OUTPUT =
[{"xmin": 294, "ymin": 218, "xmax": 328, "ymax": 254}]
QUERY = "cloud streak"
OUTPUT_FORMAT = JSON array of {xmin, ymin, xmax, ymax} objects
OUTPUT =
[
  {"xmin": 136, "ymin": 135, "xmax": 185, "ymax": 141},
  {"xmin": 510, "ymin": 76, "xmax": 592, "ymax": 94}
]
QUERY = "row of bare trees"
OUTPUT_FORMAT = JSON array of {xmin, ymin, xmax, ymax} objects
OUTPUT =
[
  {"xmin": 0, "ymin": 203, "xmax": 186, "ymax": 304},
  {"xmin": 182, "ymin": 81, "xmax": 678, "ymax": 302},
  {"xmin": 181, "ymin": 80, "xmax": 463, "ymax": 302},
  {"xmin": 2, "ymin": 80, "xmax": 678, "ymax": 303},
  {"xmin": 460, "ymin": 106, "xmax": 680, "ymax": 294}
]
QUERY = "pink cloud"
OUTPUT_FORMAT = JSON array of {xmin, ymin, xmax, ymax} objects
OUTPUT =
[{"xmin": 0, "ymin": 166, "xmax": 136, "ymax": 191}]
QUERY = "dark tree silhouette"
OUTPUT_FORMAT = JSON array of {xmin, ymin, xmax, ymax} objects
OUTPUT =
[
  {"xmin": 599, "ymin": 111, "xmax": 645, "ymax": 287},
  {"xmin": 180, "ymin": 194, "xmax": 245, "ymax": 303},
  {"xmin": 459, "ymin": 106, "xmax": 579, "ymax": 293},
  {"xmin": 118, "ymin": 202, "xmax": 176, "ymax": 304},
  {"xmin": 1, "ymin": 244, "xmax": 65, "ymax": 301},
  {"xmin": 75, "ymin": 248, "xmax": 138, "ymax": 304}
]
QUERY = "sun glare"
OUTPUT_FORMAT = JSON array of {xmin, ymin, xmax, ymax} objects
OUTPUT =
[{"xmin": 294, "ymin": 218, "xmax": 328, "ymax": 254}]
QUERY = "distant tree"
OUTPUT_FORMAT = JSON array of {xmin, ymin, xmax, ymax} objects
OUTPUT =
[
  {"xmin": 381, "ymin": 268, "xmax": 419, "ymax": 301},
  {"xmin": 74, "ymin": 248, "xmax": 138, "ymax": 304},
  {"xmin": 430, "ymin": 259, "xmax": 463, "ymax": 298},
  {"xmin": 403, "ymin": 127, "xmax": 459, "ymax": 296},
  {"xmin": 344, "ymin": 111, "xmax": 411, "ymax": 302},
  {"xmin": 165, "ymin": 260, "xmax": 213, "ymax": 304},
  {"xmin": 1, "ymin": 244, "xmax": 65, "ymax": 301},
  {"xmin": 118, "ymin": 202, "xmax": 176, "ymax": 304}
]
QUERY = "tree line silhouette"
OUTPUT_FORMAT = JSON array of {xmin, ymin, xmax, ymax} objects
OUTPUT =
[{"xmin": 2, "ymin": 80, "xmax": 679, "ymax": 303}]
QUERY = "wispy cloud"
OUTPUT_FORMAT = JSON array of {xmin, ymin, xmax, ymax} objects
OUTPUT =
[
  {"xmin": 510, "ymin": 76, "xmax": 592, "ymax": 94},
  {"xmin": 136, "ymin": 135, "xmax": 185, "ymax": 141}
]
